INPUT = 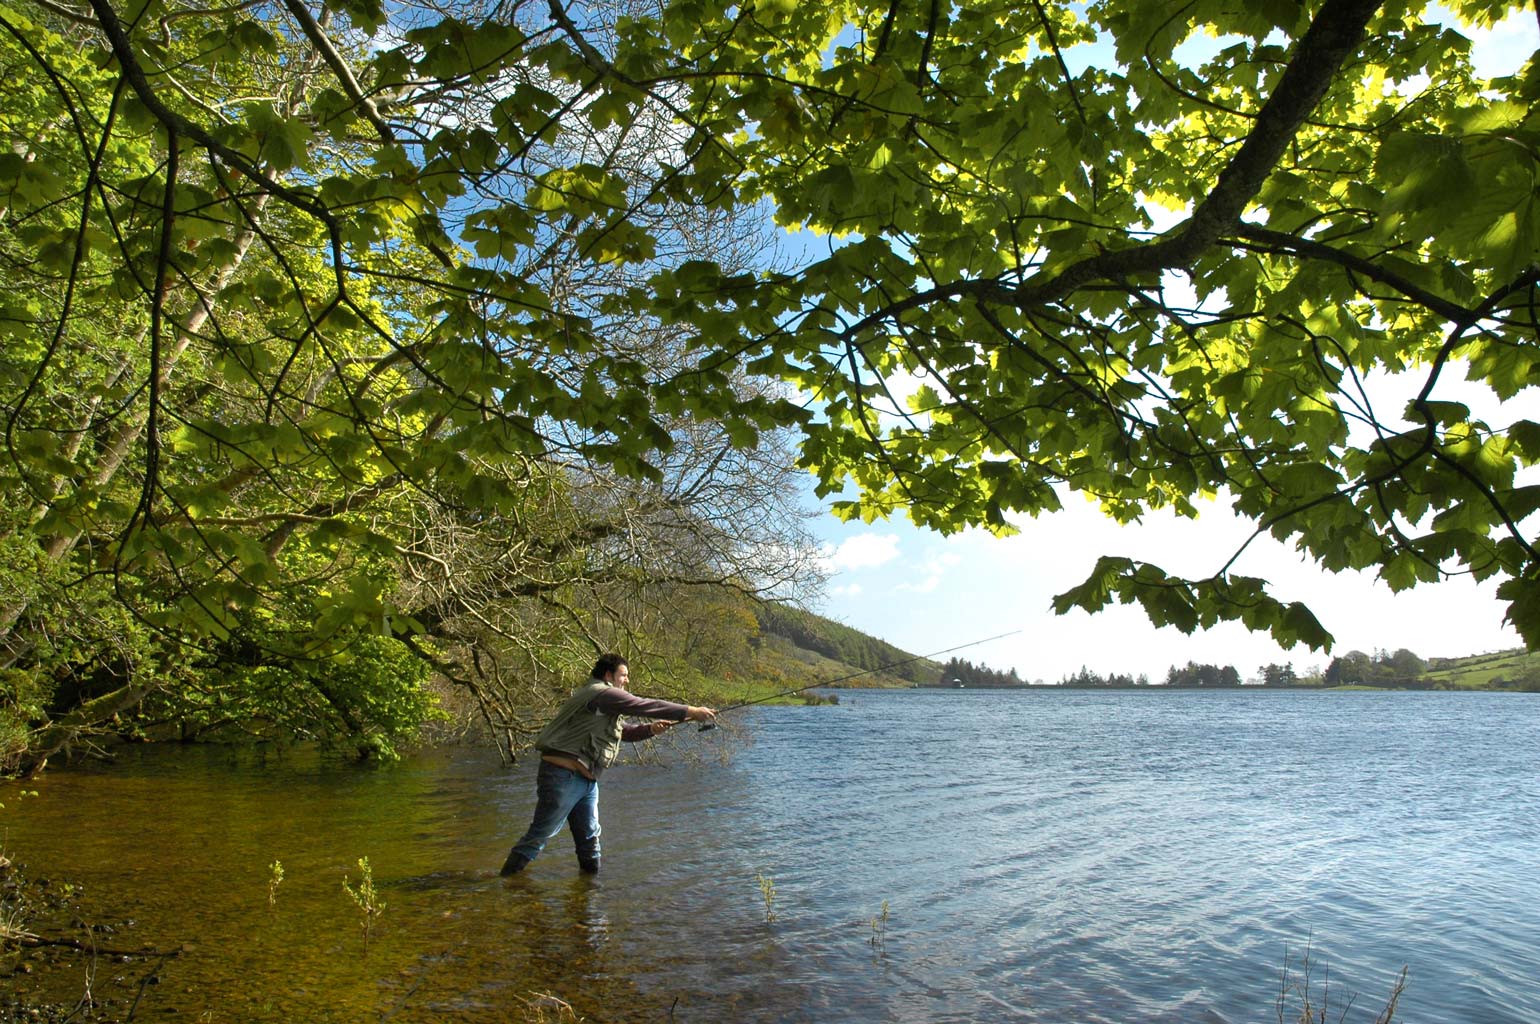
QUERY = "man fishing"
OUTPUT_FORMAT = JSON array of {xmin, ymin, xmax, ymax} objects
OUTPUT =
[{"xmin": 500, "ymin": 653, "xmax": 716, "ymax": 876}]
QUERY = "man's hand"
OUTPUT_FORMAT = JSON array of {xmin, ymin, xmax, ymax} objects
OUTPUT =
[{"xmin": 641, "ymin": 707, "xmax": 715, "ymax": 736}]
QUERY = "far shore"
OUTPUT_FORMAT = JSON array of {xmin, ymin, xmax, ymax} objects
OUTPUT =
[{"xmin": 897, "ymin": 683, "xmax": 1530, "ymax": 693}]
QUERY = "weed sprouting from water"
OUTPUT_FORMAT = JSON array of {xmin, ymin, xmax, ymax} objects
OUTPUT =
[
  {"xmin": 0, "ymin": 847, "xmax": 36, "ymax": 945},
  {"xmin": 517, "ymin": 991, "xmax": 584, "ymax": 1022},
  {"xmin": 267, "ymin": 859, "xmax": 284, "ymax": 908},
  {"xmin": 342, "ymin": 856, "xmax": 385, "ymax": 948},
  {"xmin": 0, "ymin": 890, "xmax": 34, "ymax": 944},
  {"xmin": 870, "ymin": 900, "xmax": 889, "ymax": 955},
  {"xmin": 755, "ymin": 871, "xmax": 777, "ymax": 924},
  {"xmin": 1277, "ymin": 942, "xmax": 1406, "ymax": 1024}
]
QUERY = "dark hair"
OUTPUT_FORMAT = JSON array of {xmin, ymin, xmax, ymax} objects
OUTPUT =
[{"xmin": 591, "ymin": 653, "xmax": 628, "ymax": 681}]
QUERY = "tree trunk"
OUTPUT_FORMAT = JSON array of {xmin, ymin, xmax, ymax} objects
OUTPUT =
[{"xmin": 18, "ymin": 678, "xmax": 155, "ymax": 777}]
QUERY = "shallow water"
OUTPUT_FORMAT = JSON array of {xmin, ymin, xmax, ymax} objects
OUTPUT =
[{"xmin": 3, "ymin": 689, "xmax": 1537, "ymax": 1022}]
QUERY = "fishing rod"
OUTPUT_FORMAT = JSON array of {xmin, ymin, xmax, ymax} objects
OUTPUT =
[{"xmin": 696, "ymin": 628, "xmax": 1023, "ymax": 731}]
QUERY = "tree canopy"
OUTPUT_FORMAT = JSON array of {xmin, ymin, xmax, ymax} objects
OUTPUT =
[
  {"xmin": 633, "ymin": 0, "xmax": 1540, "ymax": 650},
  {"xmin": 1, "ymin": 0, "xmax": 1538, "ymax": 765}
]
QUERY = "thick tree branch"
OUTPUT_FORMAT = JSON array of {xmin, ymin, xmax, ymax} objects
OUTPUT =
[
  {"xmin": 1014, "ymin": 0, "xmax": 1383, "ymax": 302},
  {"xmin": 279, "ymin": 0, "xmax": 395, "ymax": 144},
  {"xmin": 834, "ymin": 2, "xmax": 1384, "ymax": 346}
]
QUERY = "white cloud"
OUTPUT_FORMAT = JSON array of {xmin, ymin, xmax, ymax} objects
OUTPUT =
[
  {"xmin": 896, "ymin": 551, "xmax": 962, "ymax": 593},
  {"xmin": 831, "ymin": 583, "xmax": 864, "ymax": 597},
  {"xmin": 819, "ymin": 533, "xmax": 901, "ymax": 572}
]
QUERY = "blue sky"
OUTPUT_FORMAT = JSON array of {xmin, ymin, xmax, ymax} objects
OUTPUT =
[{"xmin": 794, "ymin": 7, "xmax": 1540, "ymax": 683}]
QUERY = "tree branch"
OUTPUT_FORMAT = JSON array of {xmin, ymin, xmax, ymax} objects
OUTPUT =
[
  {"xmin": 1013, "ymin": 0, "xmax": 1383, "ymax": 302},
  {"xmin": 1231, "ymin": 223, "xmax": 1475, "ymax": 324},
  {"xmin": 83, "ymin": 0, "xmax": 339, "ymax": 227},
  {"xmin": 280, "ymin": 0, "xmax": 395, "ymax": 144}
]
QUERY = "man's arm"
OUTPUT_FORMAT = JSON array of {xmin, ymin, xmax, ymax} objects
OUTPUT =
[
  {"xmin": 590, "ymin": 688, "xmax": 689, "ymax": 721},
  {"xmin": 588, "ymin": 689, "xmax": 716, "ymax": 741}
]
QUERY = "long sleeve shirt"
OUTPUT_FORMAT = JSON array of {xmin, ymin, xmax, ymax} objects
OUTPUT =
[{"xmin": 586, "ymin": 687, "xmax": 690, "ymax": 742}]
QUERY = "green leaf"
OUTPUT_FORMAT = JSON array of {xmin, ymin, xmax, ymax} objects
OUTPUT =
[
  {"xmin": 326, "ymin": 0, "xmax": 387, "ymax": 33},
  {"xmin": 1498, "ymin": 572, "xmax": 1540, "ymax": 647},
  {"xmin": 1277, "ymin": 602, "xmax": 1333, "ymax": 651}
]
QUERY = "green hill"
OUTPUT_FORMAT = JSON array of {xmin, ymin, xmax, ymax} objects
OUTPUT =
[
  {"xmin": 1421, "ymin": 648, "xmax": 1540, "ymax": 691},
  {"xmin": 751, "ymin": 604, "xmax": 941, "ymax": 689}
]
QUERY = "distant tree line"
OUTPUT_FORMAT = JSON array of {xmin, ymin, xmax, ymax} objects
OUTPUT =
[
  {"xmin": 1059, "ymin": 667, "xmax": 1149, "ymax": 687},
  {"xmin": 943, "ymin": 647, "xmax": 1539, "ymax": 693},
  {"xmin": 940, "ymin": 657, "xmax": 1024, "ymax": 689},
  {"xmin": 1258, "ymin": 664, "xmax": 1300, "ymax": 687},
  {"xmin": 1321, "ymin": 649, "xmax": 1429, "ymax": 687},
  {"xmin": 1166, "ymin": 662, "xmax": 1243, "ymax": 687},
  {"xmin": 754, "ymin": 605, "xmax": 939, "ymax": 684},
  {"xmin": 1060, "ymin": 662, "xmax": 1235, "ymax": 687}
]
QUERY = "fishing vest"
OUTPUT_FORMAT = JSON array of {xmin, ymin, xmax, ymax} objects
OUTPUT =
[{"xmin": 534, "ymin": 680, "xmax": 623, "ymax": 777}]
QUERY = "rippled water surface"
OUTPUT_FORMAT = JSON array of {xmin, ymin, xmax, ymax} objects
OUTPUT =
[{"xmin": 4, "ymin": 689, "xmax": 1538, "ymax": 1022}]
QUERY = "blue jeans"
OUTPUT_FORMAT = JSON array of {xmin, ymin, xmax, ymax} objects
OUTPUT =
[{"xmin": 506, "ymin": 761, "xmax": 601, "ymax": 870}]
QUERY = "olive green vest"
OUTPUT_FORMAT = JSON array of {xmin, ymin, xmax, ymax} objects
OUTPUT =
[{"xmin": 534, "ymin": 680, "xmax": 623, "ymax": 777}]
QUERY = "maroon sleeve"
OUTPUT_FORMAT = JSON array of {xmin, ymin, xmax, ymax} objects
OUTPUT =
[
  {"xmin": 620, "ymin": 723, "xmax": 655, "ymax": 743},
  {"xmin": 588, "ymin": 689, "xmax": 689, "ymax": 743}
]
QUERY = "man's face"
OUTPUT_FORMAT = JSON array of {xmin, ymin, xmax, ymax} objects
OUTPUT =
[{"xmin": 609, "ymin": 664, "xmax": 630, "ymax": 689}]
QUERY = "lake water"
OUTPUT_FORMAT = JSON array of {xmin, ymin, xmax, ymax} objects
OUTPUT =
[{"xmin": 3, "ymin": 689, "xmax": 1537, "ymax": 1023}]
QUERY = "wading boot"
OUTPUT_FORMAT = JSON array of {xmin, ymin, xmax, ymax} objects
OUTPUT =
[
  {"xmin": 500, "ymin": 850, "xmax": 531, "ymax": 876},
  {"xmin": 578, "ymin": 857, "xmax": 600, "ymax": 876}
]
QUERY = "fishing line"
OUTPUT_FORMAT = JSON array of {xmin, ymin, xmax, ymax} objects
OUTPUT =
[{"xmin": 696, "ymin": 628, "xmax": 1023, "ymax": 731}]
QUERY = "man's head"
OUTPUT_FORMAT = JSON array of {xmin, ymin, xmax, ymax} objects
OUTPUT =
[{"xmin": 592, "ymin": 653, "xmax": 629, "ymax": 687}]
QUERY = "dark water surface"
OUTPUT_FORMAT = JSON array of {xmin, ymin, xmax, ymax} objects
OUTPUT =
[{"xmin": 3, "ymin": 689, "xmax": 1537, "ymax": 1022}]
